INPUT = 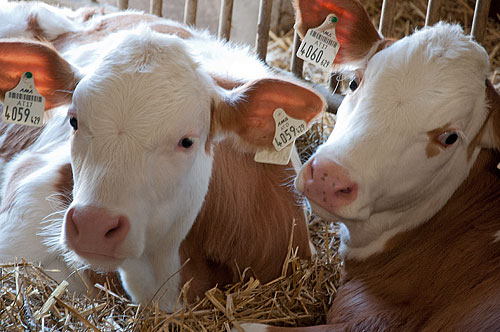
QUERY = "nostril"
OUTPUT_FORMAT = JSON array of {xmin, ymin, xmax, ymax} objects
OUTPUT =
[
  {"xmin": 105, "ymin": 224, "xmax": 121, "ymax": 238},
  {"xmin": 104, "ymin": 216, "xmax": 130, "ymax": 241},
  {"xmin": 339, "ymin": 187, "xmax": 352, "ymax": 194}
]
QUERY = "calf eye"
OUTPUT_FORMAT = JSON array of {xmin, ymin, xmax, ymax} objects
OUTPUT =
[
  {"xmin": 437, "ymin": 131, "xmax": 458, "ymax": 146},
  {"xmin": 349, "ymin": 78, "xmax": 359, "ymax": 91},
  {"xmin": 69, "ymin": 117, "xmax": 78, "ymax": 130},
  {"xmin": 179, "ymin": 137, "xmax": 193, "ymax": 149}
]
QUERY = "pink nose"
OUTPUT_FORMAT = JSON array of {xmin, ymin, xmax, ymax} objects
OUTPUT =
[
  {"xmin": 65, "ymin": 206, "xmax": 130, "ymax": 259},
  {"xmin": 301, "ymin": 157, "xmax": 358, "ymax": 212}
]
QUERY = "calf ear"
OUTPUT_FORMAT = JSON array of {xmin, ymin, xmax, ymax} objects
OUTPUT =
[
  {"xmin": 212, "ymin": 78, "xmax": 326, "ymax": 150},
  {"xmin": 293, "ymin": 0, "xmax": 381, "ymax": 65},
  {"xmin": 479, "ymin": 80, "xmax": 500, "ymax": 149},
  {"xmin": 0, "ymin": 40, "xmax": 81, "ymax": 110}
]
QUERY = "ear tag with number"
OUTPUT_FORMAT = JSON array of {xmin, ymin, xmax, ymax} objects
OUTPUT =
[
  {"xmin": 254, "ymin": 108, "xmax": 307, "ymax": 165},
  {"xmin": 1, "ymin": 72, "xmax": 45, "ymax": 127},
  {"xmin": 297, "ymin": 14, "xmax": 340, "ymax": 71}
]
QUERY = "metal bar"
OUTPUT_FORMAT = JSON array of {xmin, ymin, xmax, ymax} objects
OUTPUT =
[
  {"xmin": 471, "ymin": 0, "xmax": 492, "ymax": 43},
  {"xmin": 425, "ymin": 0, "xmax": 442, "ymax": 26},
  {"xmin": 378, "ymin": 0, "xmax": 396, "ymax": 37},
  {"xmin": 255, "ymin": 0, "xmax": 273, "ymax": 61},
  {"xmin": 150, "ymin": 0, "xmax": 162, "ymax": 16},
  {"xmin": 290, "ymin": 32, "xmax": 304, "ymax": 78},
  {"xmin": 217, "ymin": 0, "xmax": 234, "ymax": 41},
  {"xmin": 117, "ymin": 0, "xmax": 128, "ymax": 10},
  {"xmin": 183, "ymin": 0, "xmax": 198, "ymax": 26}
]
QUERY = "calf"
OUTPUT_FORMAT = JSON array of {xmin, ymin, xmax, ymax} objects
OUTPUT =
[
  {"xmin": 239, "ymin": 0, "xmax": 500, "ymax": 331},
  {"xmin": 0, "ymin": 2, "xmax": 326, "ymax": 311}
]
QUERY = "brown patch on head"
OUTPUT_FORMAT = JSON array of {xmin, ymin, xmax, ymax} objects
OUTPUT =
[
  {"xmin": 150, "ymin": 23, "xmax": 192, "ymax": 39},
  {"xmin": 374, "ymin": 38, "xmax": 396, "ymax": 53},
  {"xmin": 0, "ymin": 122, "xmax": 45, "ymax": 162},
  {"xmin": 27, "ymin": 14, "xmax": 45, "ymax": 40},
  {"xmin": 426, "ymin": 123, "xmax": 453, "ymax": 158},
  {"xmin": 77, "ymin": 7, "xmax": 106, "ymax": 22},
  {"xmin": 211, "ymin": 75, "xmax": 245, "ymax": 90}
]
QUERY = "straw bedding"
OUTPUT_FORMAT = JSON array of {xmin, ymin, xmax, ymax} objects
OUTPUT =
[{"xmin": 1, "ymin": 0, "xmax": 499, "ymax": 330}]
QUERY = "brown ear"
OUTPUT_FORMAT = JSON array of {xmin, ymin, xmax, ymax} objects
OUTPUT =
[
  {"xmin": 479, "ymin": 80, "xmax": 500, "ymax": 149},
  {"xmin": 213, "ymin": 78, "xmax": 326, "ymax": 149},
  {"xmin": 0, "ymin": 40, "xmax": 80, "ymax": 110},
  {"xmin": 293, "ymin": 0, "xmax": 381, "ymax": 65}
]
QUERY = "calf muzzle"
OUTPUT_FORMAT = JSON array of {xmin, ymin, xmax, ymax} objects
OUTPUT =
[{"xmin": 65, "ymin": 206, "xmax": 130, "ymax": 260}]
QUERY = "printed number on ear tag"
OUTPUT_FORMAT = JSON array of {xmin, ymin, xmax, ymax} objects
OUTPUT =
[
  {"xmin": 254, "ymin": 108, "xmax": 308, "ymax": 166},
  {"xmin": 297, "ymin": 14, "xmax": 340, "ymax": 70},
  {"xmin": 2, "ymin": 72, "xmax": 45, "ymax": 127}
]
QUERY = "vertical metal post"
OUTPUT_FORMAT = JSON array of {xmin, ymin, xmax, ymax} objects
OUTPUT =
[
  {"xmin": 255, "ymin": 0, "xmax": 273, "ymax": 61},
  {"xmin": 183, "ymin": 0, "xmax": 198, "ymax": 26},
  {"xmin": 471, "ymin": 0, "xmax": 492, "ymax": 43},
  {"xmin": 425, "ymin": 0, "xmax": 442, "ymax": 26},
  {"xmin": 290, "ymin": 32, "xmax": 304, "ymax": 78},
  {"xmin": 218, "ymin": 0, "xmax": 234, "ymax": 41},
  {"xmin": 118, "ymin": 0, "xmax": 128, "ymax": 10},
  {"xmin": 378, "ymin": 0, "xmax": 396, "ymax": 36},
  {"xmin": 150, "ymin": 0, "xmax": 162, "ymax": 16}
]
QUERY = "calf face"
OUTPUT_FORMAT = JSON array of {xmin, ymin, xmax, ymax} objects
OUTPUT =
[
  {"xmin": 293, "ymin": 0, "xmax": 493, "ymax": 256},
  {"xmin": 0, "ymin": 27, "xmax": 324, "ymax": 275}
]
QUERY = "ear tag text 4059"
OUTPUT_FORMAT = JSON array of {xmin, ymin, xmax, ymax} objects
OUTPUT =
[
  {"xmin": 254, "ymin": 108, "xmax": 307, "ymax": 165},
  {"xmin": 297, "ymin": 14, "xmax": 340, "ymax": 70},
  {"xmin": 1, "ymin": 72, "xmax": 45, "ymax": 127}
]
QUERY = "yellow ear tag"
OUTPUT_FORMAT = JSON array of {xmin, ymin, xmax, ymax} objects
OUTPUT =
[
  {"xmin": 254, "ymin": 108, "xmax": 308, "ymax": 165},
  {"xmin": 2, "ymin": 72, "xmax": 45, "ymax": 127},
  {"xmin": 297, "ymin": 14, "xmax": 340, "ymax": 71}
]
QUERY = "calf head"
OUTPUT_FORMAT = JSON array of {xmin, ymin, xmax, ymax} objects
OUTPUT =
[
  {"xmin": 0, "ymin": 28, "xmax": 324, "ymax": 270},
  {"xmin": 293, "ymin": 0, "xmax": 498, "ymax": 254}
]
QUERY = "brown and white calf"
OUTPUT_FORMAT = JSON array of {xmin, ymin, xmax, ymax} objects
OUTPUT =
[
  {"xmin": 0, "ymin": 1, "xmax": 326, "ymax": 311},
  {"xmin": 239, "ymin": 0, "xmax": 500, "ymax": 331}
]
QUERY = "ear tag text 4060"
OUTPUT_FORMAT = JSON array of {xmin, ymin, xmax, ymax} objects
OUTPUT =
[
  {"xmin": 1, "ymin": 72, "xmax": 45, "ymax": 127},
  {"xmin": 297, "ymin": 14, "xmax": 340, "ymax": 70},
  {"xmin": 254, "ymin": 108, "xmax": 307, "ymax": 165}
]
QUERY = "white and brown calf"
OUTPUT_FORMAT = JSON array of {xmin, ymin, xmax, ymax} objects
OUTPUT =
[
  {"xmin": 239, "ymin": 0, "xmax": 500, "ymax": 331},
  {"xmin": 0, "ymin": 2, "xmax": 326, "ymax": 311}
]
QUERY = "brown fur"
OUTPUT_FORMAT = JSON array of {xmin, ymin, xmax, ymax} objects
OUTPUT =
[
  {"xmin": 179, "ymin": 140, "xmax": 311, "ymax": 302},
  {"xmin": 27, "ymin": 14, "xmax": 45, "ymax": 40},
  {"xmin": 0, "ymin": 122, "xmax": 44, "ymax": 162}
]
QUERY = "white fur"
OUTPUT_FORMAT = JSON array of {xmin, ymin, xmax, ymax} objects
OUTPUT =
[{"xmin": 298, "ymin": 23, "xmax": 491, "ymax": 260}]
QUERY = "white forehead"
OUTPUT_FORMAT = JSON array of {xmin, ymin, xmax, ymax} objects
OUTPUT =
[
  {"xmin": 72, "ymin": 27, "xmax": 214, "ymax": 145},
  {"xmin": 352, "ymin": 23, "xmax": 490, "ymax": 129}
]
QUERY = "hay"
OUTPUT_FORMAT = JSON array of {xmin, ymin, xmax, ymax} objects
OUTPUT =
[{"xmin": 1, "ymin": 1, "xmax": 499, "ymax": 331}]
